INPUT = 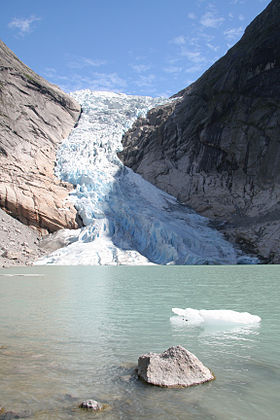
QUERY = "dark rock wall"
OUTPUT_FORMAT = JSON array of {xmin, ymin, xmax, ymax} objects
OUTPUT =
[
  {"xmin": 120, "ymin": 0, "xmax": 280, "ymax": 262},
  {"xmin": 0, "ymin": 40, "xmax": 81, "ymax": 232}
]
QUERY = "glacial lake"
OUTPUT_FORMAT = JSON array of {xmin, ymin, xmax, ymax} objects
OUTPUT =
[{"xmin": 0, "ymin": 265, "xmax": 279, "ymax": 419}]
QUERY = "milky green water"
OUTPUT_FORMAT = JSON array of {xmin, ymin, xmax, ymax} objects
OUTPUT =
[{"xmin": 0, "ymin": 265, "xmax": 279, "ymax": 419}]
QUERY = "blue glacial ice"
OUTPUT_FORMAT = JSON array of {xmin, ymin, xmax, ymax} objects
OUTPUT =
[{"xmin": 38, "ymin": 90, "xmax": 257, "ymax": 265}]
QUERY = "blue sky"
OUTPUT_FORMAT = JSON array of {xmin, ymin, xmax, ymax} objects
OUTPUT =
[{"xmin": 0, "ymin": 0, "xmax": 270, "ymax": 97}]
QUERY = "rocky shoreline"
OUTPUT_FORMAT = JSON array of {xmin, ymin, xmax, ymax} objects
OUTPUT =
[
  {"xmin": 0, "ymin": 208, "xmax": 49, "ymax": 268},
  {"xmin": 0, "ymin": 205, "xmax": 274, "ymax": 267}
]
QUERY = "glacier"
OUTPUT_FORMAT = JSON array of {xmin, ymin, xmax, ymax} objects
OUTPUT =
[{"xmin": 37, "ymin": 90, "xmax": 257, "ymax": 265}]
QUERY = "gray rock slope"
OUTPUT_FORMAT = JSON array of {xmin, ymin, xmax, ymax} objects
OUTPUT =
[
  {"xmin": 0, "ymin": 40, "xmax": 81, "ymax": 232},
  {"xmin": 119, "ymin": 0, "xmax": 280, "ymax": 263},
  {"xmin": 0, "ymin": 207, "xmax": 47, "ymax": 267}
]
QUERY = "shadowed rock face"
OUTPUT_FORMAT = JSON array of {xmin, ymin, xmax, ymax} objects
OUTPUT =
[
  {"xmin": 0, "ymin": 40, "xmax": 81, "ymax": 232},
  {"xmin": 120, "ymin": 0, "xmax": 280, "ymax": 262}
]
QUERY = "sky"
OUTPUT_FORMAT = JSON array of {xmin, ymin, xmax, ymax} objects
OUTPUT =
[{"xmin": 0, "ymin": 0, "xmax": 270, "ymax": 97}]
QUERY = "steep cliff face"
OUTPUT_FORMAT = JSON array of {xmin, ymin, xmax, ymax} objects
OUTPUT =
[
  {"xmin": 120, "ymin": 0, "xmax": 280, "ymax": 262},
  {"xmin": 0, "ymin": 40, "xmax": 81, "ymax": 232}
]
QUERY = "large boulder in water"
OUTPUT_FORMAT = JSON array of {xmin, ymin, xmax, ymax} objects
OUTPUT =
[{"xmin": 138, "ymin": 345, "xmax": 214, "ymax": 387}]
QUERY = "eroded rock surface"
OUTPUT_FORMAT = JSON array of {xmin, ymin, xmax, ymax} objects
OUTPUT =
[
  {"xmin": 138, "ymin": 345, "xmax": 214, "ymax": 387},
  {"xmin": 120, "ymin": 0, "xmax": 280, "ymax": 262},
  {"xmin": 0, "ymin": 40, "xmax": 81, "ymax": 232}
]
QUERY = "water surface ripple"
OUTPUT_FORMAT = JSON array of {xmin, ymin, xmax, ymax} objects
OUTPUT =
[{"xmin": 0, "ymin": 265, "xmax": 279, "ymax": 419}]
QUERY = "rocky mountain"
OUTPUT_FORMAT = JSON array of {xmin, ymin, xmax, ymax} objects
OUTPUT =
[
  {"xmin": 0, "ymin": 40, "xmax": 81, "ymax": 233},
  {"xmin": 120, "ymin": 0, "xmax": 280, "ymax": 263}
]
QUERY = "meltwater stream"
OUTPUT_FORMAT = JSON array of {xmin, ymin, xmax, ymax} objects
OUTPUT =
[{"xmin": 39, "ymin": 90, "xmax": 255, "ymax": 265}]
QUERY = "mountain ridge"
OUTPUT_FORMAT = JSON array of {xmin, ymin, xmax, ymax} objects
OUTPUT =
[{"xmin": 119, "ymin": 0, "xmax": 280, "ymax": 263}]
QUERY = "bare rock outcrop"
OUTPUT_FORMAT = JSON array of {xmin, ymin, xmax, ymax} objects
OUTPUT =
[
  {"xmin": 0, "ymin": 40, "xmax": 81, "ymax": 232},
  {"xmin": 120, "ymin": 0, "xmax": 280, "ymax": 262},
  {"xmin": 138, "ymin": 345, "xmax": 214, "ymax": 387},
  {"xmin": 0, "ymin": 207, "xmax": 47, "ymax": 267}
]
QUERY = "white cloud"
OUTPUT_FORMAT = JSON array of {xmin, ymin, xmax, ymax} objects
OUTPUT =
[
  {"xmin": 90, "ymin": 72, "xmax": 127, "ymax": 90},
  {"xmin": 181, "ymin": 49, "xmax": 206, "ymax": 64},
  {"xmin": 170, "ymin": 35, "xmax": 186, "ymax": 45},
  {"xmin": 224, "ymin": 26, "xmax": 244, "ymax": 41},
  {"xmin": 128, "ymin": 53, "xmax": 147, "ymax": 61},
  {"xmin": 185, "ymin": 64, "xmax": 205, "ymax": 73},
  {"xmin": 131, "ymin": 64, "xmax": 151, "ymax": 73},
  {"xmin": 44, "ymin": 70, "xmax": 127, "ymax": 93},
  {"xmin": 81, "ymin": 57, "xmax": 107, "ymax": 67},
  {"xmin": 186, "ymin": 32, "xmax": 214, "ymax": 50},
  {"xmin": 187, "ymin": 12, "xmax": 196, "ymax": 20},
  {"xmin": 163, "ymin": 66, "xmax": 183, "ymax": 74},
  {"xmin": 206, "ymin": 43, "xmax": 219, "ymax": 52},
  {"xmin": 134, "ymin": 74, "xmax": 155, "ymax": 88},
  {"xmin": 200, "ymin": 12, "xmax": 225, "ymax": 28},
  {"xmin": 66, "ymin": 55, "xmax": 106, "ymax": 69},
  {"xmin": 8, "ymin": 15, "xmax": 40, "ymax": 36},
  {"xmin": 44, "ymin": 67, "xmax": 57, "ymax": 76}
]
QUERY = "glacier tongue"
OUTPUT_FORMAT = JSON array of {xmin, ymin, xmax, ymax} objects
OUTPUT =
[{"xmin": 38, "ymin": 90, "xmax": 255, "ymax": 265}]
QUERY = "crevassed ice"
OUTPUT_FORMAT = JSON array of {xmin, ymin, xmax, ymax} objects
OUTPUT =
[{"xmin": 38, "ymin": 90, "xmax": 257, "ymax": 265}]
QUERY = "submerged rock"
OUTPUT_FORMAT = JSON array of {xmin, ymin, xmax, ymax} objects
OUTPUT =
[
  {"xmin": 0, "ymin": 411, "xmax": 30, "ymax": 419},
  {"xmin": 79, "ymin": 399, "xmax": 104, "ymax": 411},
  {"xmin": 138, "ymin": 345, "xmax": 214, "ymax": 387}
]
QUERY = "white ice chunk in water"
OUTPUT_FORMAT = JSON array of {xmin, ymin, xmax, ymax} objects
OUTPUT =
[{"xmin": 172, "ymin": 308, "xmax": 261, "ymax": 325}]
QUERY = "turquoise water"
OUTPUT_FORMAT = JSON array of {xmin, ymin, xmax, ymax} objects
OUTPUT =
[{"xmin": 0, "ymin": 265, "xmax": 279, "ymax": 419}]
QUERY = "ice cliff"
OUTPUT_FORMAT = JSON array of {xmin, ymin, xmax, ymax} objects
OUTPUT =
[{"xmin": 38, "ymin": 90, "xmax": 257, "ymax": 265}]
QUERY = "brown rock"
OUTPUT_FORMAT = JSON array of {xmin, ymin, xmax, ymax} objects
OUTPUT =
[{"xmin": 0, "ymin": 40, "xmax": 81, "ymax": 232}]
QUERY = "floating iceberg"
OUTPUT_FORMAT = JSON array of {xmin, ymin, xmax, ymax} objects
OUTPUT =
[{"xmin": 171, "ymin": 308, "xmax": 261, "ymax": 325}]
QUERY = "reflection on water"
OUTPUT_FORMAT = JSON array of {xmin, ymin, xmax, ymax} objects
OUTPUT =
[
  {"xmin": 0, "ymin": 273, "xmax": 44, "ymax": 277},
  {"xmin": 170, "ymin": 315, "xmax": 261, "ymax": 337},
  {"xmin": 0, "ymin": 265, "xmax": 279, "ymax": 419}
]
